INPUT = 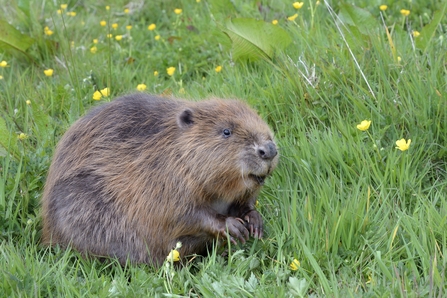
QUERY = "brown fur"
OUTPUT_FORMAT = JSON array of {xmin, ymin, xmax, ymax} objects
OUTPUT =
[{"xmin": 41, "ymin": 93, "xmax": 278, "ymax": 266}]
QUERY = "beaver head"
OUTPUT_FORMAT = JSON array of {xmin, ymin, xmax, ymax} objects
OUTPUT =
[{"xmin": 175, "ymin": 99, "xmax": 278, "ymax": 202}]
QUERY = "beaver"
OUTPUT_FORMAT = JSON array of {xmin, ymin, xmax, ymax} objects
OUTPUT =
[{"xmin": 41, "ymin": 93, "xmax": 278, "ymax": 266}]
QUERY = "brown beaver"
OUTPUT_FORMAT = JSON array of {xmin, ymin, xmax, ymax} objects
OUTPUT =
[{"xmin": 41, "ymin": 93, "xmax": 278, "ymax": 266}]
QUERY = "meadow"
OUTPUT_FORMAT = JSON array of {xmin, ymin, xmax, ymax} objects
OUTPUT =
[{"xmin": 1, "ymin": 0, "xmax": 447, "ymax": 296}]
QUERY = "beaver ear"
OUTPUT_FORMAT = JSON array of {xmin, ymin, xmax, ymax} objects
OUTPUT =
[{"xmin": 177, "ymin": 108, "xmax": 194, "ymax": 128}]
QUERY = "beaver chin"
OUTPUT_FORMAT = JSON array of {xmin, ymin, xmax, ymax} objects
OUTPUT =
[{"xmin": 249, "ymin": 174, "xmax": 267, "ymax": 185}]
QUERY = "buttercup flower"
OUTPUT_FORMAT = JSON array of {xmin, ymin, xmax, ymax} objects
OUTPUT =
[
  {"xmin": 101, "ymin": 87, "xmax": 110, "ymax": 96},
  {"xmin": 174, "ymin": 8, "xmax": 182, "ymax": 15},
  {"xmin": 93, "ymin": 39, "xmax": 98, "ymax": 44},
  {"xmin": 124, "ymin": 8, "xmax": 130, "ymax": 14},
  {"xmin": 57, "ymin": 9, "xmax": 62, "ymax": 15},
  {"xmin": 154, "ymin": 71, "xmax": 159, "ymax": 76},
  {"xmin": 44, "ymin": 69, "xmax": 54, "ymax": 77},
  {"xmin": 93, "ymin": 91, "xmax": 102, "ymax": 100},
  {"xmin": 115, "ymin": 35, "xmax": 123, "ymax": 41},
  {"xmin": 272, "ymin": 19, "xmax": 278, "ymax": 25},
  {"xmin": 166, "ymin": 249, "xmax": 180, "ymax": 262},
  {"xmin": 90, "ymin": 46, "xmax": 97, "ymax": 54},
  {"xmin": 155, "ymin": 35, "xmax": 161, "ymax": 40},
  {"xmin": 0, "ymin": 60, "xmax": 7, "ymax": 67},
  {"xmin": 395, "ymin": 138, "xmax": 411, "ymax": 151},
  {"xmin": 17, "ymin": 133, "xmax": 27, "ymax": 140},
  {"xmin": 137, "ymin": 84, "xmax": 147, "ymax": 91},
  {"xmin": 167, "ymin": 67, "xmax": 176, "ymax": 76},
  {"xmin": 107, "ymin": 34, "xmax": 113, "ymax": 38},
  {"xmin": 105, "ymin": 5, "xmax": 110, "ymax": 10},
  {"xmin": 290, "ymin": 259, "xmax": 300, "ymax": 271},
  {"xmin": 66, "ymin": 11, "xmax": 76, "ymax": 16},
  {"xmin": 288, "ymin": 14, "xmax": 298, "ymax": 21},
  {"xmin": 26, "ymin": 100, "xmax": 31, "ymax": 105},
  {"xmin": 100, "ymin": 20, "xmax": 107, "ymax": 26},
  {"xmin": 412, "ymin": 31, "xmax": 420, "ymax": 37},
  {"xmin": 400, "ymin": 9, "xmax": 410, "ymax": 16},
  {"xmin": 112, "ymin": 23, "xmax": 118, "ymax": 30},
  {"xmin": 148, "ymin": 23, "xmax": 156, "ymax": 31},
  {"xmin": 60, "ymin": 4, "xmax": 68, "ymax": 10},
  {"xmin": 356, "ymin": 120, "xmax": 371, "ymax": 131},
  {"xmin": 379, "ymin": 5, "xmax": 388, "ymax": 11},
  {"xmin": 44, "ymin": 26, "xmax": 54, "ymax": 36},
  {"xmin": 0, "ymin": 75, "xmax": 3, "ymax": 80},
  {"xmin": 293, "ymin": 2, "xmax": 304, "ymax": 9},
  {"xmin": 215, "ymin": 65, "xmax": 222, "ymax": 73},
  {"xmin": 126, "ymin": 25, "xmax": 132, "ymax": 30}
]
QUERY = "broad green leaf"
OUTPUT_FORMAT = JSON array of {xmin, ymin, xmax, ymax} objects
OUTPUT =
[
  {"xmin": 18, "ymin": 0, "xmax": 31, "ymax": 19},
  {"xmin": 0, "ymin": 116, "xmax": 19, "ymax": 160},
  {"xmin": 223, "ymin": 18, "xmax": 291, "ymax": 62},
  {"xmin": 0, "ymin": 20, "xmax": 34, "ymax": 54},
  {"xmin": 416, "ymin": 2, "xmax": 447, "ymax": 52},
  {"xmin": 338, "ymin": 4, "xmax": 379, "ymax": 36}
]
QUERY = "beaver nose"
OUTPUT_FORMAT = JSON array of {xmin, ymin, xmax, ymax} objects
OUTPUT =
[{"xmin": 257, "ymin": 141, "xmax": 277, "ymax": 160}]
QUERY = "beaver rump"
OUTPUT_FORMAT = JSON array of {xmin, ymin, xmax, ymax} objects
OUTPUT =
[{"xmin": 41, "ymin": 93, "xmax": 278, "ymax": 266}]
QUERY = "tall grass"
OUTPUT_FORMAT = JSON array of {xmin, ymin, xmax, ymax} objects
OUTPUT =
[{"xmin": 1, "ymin": 0, "xmax": 446, "ymax": 296}]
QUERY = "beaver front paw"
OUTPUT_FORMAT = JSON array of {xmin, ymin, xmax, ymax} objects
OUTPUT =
[
  {"xmin": 221, "ymin": 217, "xmax": 249, "ymax": 245},
  {"xmin": 243, "ymin": 210, "xmax": 263, "ymax": 239}
]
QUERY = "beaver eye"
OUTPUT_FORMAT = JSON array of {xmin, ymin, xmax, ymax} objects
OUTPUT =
[{"xmin": 222, "ymin": 128, "xmax": 232, "ymax": 138}]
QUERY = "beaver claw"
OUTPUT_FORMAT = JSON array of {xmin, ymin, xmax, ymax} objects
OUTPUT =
[
  {"xmin": 243, "ymin": 210, "xmax": 263, "ymax": 239},
  {"xmin": 223, "ymin": 217, "xmax": 249, "ymax": 245}
]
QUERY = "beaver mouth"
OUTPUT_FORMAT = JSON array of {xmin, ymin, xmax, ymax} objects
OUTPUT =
[{"xmin": 249, "ymin": 174, "xmax": 266, "ymax": 185}]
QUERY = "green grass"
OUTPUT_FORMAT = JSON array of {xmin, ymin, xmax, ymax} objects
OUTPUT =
[{"xmin": 1, "ymin": 0, "xmax": 447, "ymax": 296}]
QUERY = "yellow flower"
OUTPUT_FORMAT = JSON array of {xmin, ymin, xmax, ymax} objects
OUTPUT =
[
  {"xmin": 44, "ymin": 69, "xmax": 54, "ymax": 77},
  {"xmin": 155, "ymin": 35, "xmax": 161, "ymax": 40},
  {"xmin": 137, "ymin": 84, "xmax": 147, "ymax": 91},
  {"xmin": 215, "ymin": 65, "xmax": 222, "ymax": 73},
  {"xmin": 293, "ymin": 2, "xmax": 304, "ymax": 9},
  {"xmin": 26, "ymin": 100, "xmax": 31, "ymax": 105},
  {"xmin": 395, "ymin": 138, "xmax": 411, "ymax": 151},
  {"xmin": 167, "ymin": 67, "xmax": 176, "ymax": 76},
  {"xmin": 105, "ymin": 5, "xmax": 110, "ymax": 11},
  {"xmin": 379, "ymin": 5, "xmax": 388, "ymax": 11},
  {"xmin": 112, "ymin": 23, "xmax": 118, "ymax": 30},
  {"xmin": 287, "ymin": 14, "xmax": 298, "ymax": 21},
  {"xmin": 412, "ymin": 31, "xmax": 420, "ymax": 37},
  {"xmin": 100, "ymin": 20, "xmax": 107, "ymax": 26},
  {"xmin": 197, "ymin": 0, "xmax": 201, "ymax": 2},
  {"xmin": 60, "ymin": 4, "xmax": 68, "ymax": 10},
  {"xmin": 148, "ymin": 23, "xmax": 156, "ymax": 31},
  {"xmin": 90, "ymin": 46, "xmax": 98, "ymax": 54},
  {"xmin": 174, "ymin": 8, "xmax": 182, "ymax": 15},
  {"xmin": 93, "ymin": 39, "xmax": 98, "ymax": 44},
  {"xmin": 400, "ymin": 9, "xmax": 410, "ymax": 16},
  {"xmin": 166, "ymin": 249, "xmax": 180, "ymax": 262},
  {"xmin": 356, "ymin": 120, "xmax": 371, "ymax": 131},
  {"xmin": 66, "ymin": 11, "xmax": 76, "ymax": 16},
  {"xmin": 101, "ymin": 87, "xmax": 110, "ymax": 96},
  {"xmin": 115, "ymin": 35, "xmax": 123, "ymax": 41},
  {"xmin": 57, "ymin": 9, "xmax": 62, "ymax": 15},
  {"xmin": 290, "ymin": 259, "xmax": 300, "ymax": 271},
  {"xmin": 17, "ymin": 133, "xmax": 27, "ymax": 140},
  {"xmin": 126, "ymin": 25, "xmax": 132, "ymax": 30},
  {"xmin": 272, "ymin": 19, "xmax": 278, "ymax": 25},
  {"xmin": 0, "ymin": 75, "xmax": 3, "ymax": 80},
  {"xmin": 44, "ymin": 27, "xmax": 54, "ymax": 36},
  {"xmin": 124, "ymin": 8, "xmax": 130, "ymax": 14},
  {"xmin": 93, "ymin": 91, "xmax": 102, "ymax": 100},
  {"xmin": 397, "ymin": 56, "xmax": 402, "ymax": 62},
  {"xmin": 154, "ymin": 71, "xmax": 159, "ymax": 76},
  {"xmin": 107, "ymin": 34, "xmax": 113, "ymax": 38},
  {"xmin": 0, "ymin": 60, "xmax": 7, "ymax": 67}
]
